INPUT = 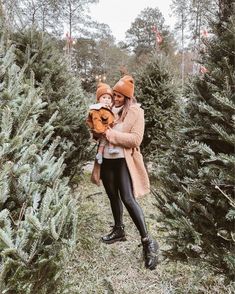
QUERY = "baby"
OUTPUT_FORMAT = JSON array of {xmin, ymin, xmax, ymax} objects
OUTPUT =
[{"xmin": 86, "ymin": 82, "xmax": 119, "ymax": 164}]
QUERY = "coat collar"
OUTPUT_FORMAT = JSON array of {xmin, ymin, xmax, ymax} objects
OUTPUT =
[{"xmin": 89, "ymin": 103, "xmax": 111, "ymax": 111}]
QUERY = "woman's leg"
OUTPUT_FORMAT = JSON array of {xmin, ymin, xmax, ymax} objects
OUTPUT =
[
  {"xmin": 101, "ymin": 159, "xmax": 123, "ymax": 227},
  {"xmin": 117, "ymin": 159, "xmax": 159, "ymax": 270},
  {"xmin": 117, "ymin": 159, "xmax": 148, "ymax": 239}
]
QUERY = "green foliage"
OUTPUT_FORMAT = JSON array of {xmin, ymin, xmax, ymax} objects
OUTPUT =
[
  {"xmin": 0, "ymin": 31, "xmax": 78, "ymax": 293},
  {"xmin": 153, "ymin": 3, "xmax": 235, "ymax": 279},
  {"xmin": 135, "ymin": 54, "xmax": 180, "ymax": 160},
  {"xmin": 74, "ymin": 37, "xmax": 131, "ymax": 93},
  {"xmin": 11, "ymin": 29, "xmax": 92, "ymax": 179},
  {"xmin": 74, "ymin": 37, "xmax": 103, "ymax": 93},
  {"xmin": 125, "ymin": 7, "xmax": 173, "ymax": 57}
]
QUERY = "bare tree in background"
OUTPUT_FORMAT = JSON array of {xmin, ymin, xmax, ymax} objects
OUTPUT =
[
  {"xmin": 2, "ymin": 0, "xmax": 99, "ymax": 37},
  {"xmin": 171, "ymin": 0, "xmax": 217, "ymax": 81},
  {"xmin": 58, "ymin": 0, "xmax": 98, "ymax": 38},
  {"xmin": 171, "ymin": 0, "xmax": 189, "ymax": 87},
  {"xmin": 189, "ymin": 0, "xmax": 217, "ymax": 48},
  {"xmin": 2, "ymin": 0, "xmax": 61, "ymax": 34}
]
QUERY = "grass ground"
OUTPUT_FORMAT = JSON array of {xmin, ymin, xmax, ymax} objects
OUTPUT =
[{"xmin": 64, "ymin": 173, "xmax": 234, "ymax": 294}]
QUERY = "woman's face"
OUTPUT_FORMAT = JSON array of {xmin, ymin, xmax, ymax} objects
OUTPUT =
[{"xmin": 113, "ymin": 91, "xmax": 125, "ymax": 107}]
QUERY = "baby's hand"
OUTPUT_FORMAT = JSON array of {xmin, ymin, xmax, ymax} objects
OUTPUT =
[{"xmin": 92, "ymin": 131, "xmax": 103, "ymax": 140}]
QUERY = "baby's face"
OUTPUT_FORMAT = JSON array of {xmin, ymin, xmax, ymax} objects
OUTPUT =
[{"xmin": 99, "ymin": 94, "xmax": 113, "ymax": 105}]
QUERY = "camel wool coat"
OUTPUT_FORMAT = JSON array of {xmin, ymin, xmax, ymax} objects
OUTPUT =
[{"xmin": 91, "ymin": 103, "xmax": 150, "ymax": 198}]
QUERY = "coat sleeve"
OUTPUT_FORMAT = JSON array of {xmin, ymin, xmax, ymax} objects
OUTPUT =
[{"xmin": 106, "ymin": 107, "xmax": 145, "ymax": 148}]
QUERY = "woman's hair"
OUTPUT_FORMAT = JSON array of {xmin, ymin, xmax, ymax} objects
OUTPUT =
[{"xmin": 118, "ymin": 96, "xmax": 137, "ymax": 122}]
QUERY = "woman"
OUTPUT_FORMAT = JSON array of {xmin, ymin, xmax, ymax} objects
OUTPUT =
[{"xmin": 93, "ymin": 75, "xmax": 159, "ymax": 270}]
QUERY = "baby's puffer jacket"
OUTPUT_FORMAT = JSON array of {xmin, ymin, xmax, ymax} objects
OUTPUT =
[{"xmin": 86, "ymin": 103, "xmax": 114, "ymax": 134}]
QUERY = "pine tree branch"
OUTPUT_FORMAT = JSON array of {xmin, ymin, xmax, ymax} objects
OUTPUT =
[
  {"xmin": 214, "ymin": 185, "xmax": 235, "ymax": 208},
  {"xmin": 18, "ymin": 201, "xmax": 27, "ymax": 225},
  {"xmin": 86, "ymin": 191, "xmax": 102, "ymax": 199},
  {"xmin": 9, "ymin": 213, "xmax": 17, "ymax": 226}
]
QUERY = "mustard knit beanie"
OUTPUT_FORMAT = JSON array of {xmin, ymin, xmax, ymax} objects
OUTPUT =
[
  {"xmin": 113, "ymin": 75, "xmax": 134, "ymax": 98},
  {"xmin": 96, "ymin": 82, "xmax": 113, "ymax": 101}
]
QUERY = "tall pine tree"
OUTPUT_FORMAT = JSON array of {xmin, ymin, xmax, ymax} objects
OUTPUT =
[
  {"xmin": 0, "ymin": 30, "xmax": 78, "ymax": 293},
  {"xmin": 11, "ymin": 29, "xmax": 92, "ymax": 180},
  {"xmin": 153, "ymin": 0, "xmax": 235, "ymax": 279},
  {"xmin": 135, "ymin": 54, "xmax": 179, "ymax": 163}
]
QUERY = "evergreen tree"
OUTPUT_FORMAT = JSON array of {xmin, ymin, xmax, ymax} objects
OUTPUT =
[
  {"xmin": 135, "ymin": 54, "xmax": 179, "ymax": 163},
  {"xmin": 125, "ymin": 7, "xmax": 172, "ymax": 58},
  {"xmin": 11, "ymin": 29, "xmax": 91, "ymax": 179},
  {"xmin": 153, "ymin": 0, "xmax": 235, "ymax": 279},
  {"xmin": 0, "ymin": 32, "xmax": 78, "ymax": 293}
]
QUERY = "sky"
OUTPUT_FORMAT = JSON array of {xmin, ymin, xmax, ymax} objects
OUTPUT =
[{"xmin": 89, "ymin": 0, "xmax": 175, "ymax": 42}]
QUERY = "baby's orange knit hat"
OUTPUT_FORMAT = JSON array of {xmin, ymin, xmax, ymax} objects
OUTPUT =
[
  {"xmin": 113, "ymin": 75, "xmax": 134, "ymax": 98},
  {"xmin": 96, "ymin": 82, "xmax": 113, "ymax": 101}
]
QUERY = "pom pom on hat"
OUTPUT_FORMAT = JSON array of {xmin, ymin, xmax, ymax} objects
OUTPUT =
[
  {"xmin": 96, "ymin": 82, "xmax": 113, "ymax": 101},
  {"xmin": 113, "ymin": 75, "xmax": 134, "ymax": 99}
]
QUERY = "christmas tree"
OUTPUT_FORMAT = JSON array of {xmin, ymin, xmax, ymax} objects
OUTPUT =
[
  {"xmin": 11, "ymin": 29, "xmax": 92, "ymax": 180},
  {"xmin": 135, "ymin": 54, "xmax": 179, "ymax": 163},
  {"xmin": 153, "ymin": 0, "xmax": 235, "ymax": 279},
  {"xmin": 0, "ymin": 30, "xmax": 78, "ymax": 293}
]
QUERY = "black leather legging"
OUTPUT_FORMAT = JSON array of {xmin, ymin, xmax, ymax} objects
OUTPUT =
[{"xmin": 101, "ymin": 158, "xmax": 148, "ymax": 238}]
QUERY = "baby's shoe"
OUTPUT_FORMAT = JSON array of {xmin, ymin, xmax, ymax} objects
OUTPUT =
[{"xmin": 96, "ymin": 153, "xmax": 103, "ymax": 164}]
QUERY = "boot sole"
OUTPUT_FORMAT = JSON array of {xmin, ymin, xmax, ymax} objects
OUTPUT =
[
  {"xmin": 146, "ymin": 255, "xmax": 158, "ymax": 270},
  {"xmin": 101, "ymin": 236, "xmax": 127, "ymax": 244}
]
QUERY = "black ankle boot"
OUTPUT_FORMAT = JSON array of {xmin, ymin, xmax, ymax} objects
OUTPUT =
[
  {"xmin": 142, "ymin": 237, "xmax": 159, "ymax": 270},
  {"xmin": 101, "ymin": 225, "xmax": 126, "ymax": 244}
]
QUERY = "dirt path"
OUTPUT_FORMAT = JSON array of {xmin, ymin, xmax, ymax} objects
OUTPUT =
[{"xmin": 65, "ymin": 173, "xmax": 231, "ymax": 294}]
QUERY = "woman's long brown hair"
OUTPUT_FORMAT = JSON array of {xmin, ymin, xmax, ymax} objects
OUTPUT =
[{"xmin": 117, "ymin": 96, "xmax": 137, "ymax": 122}]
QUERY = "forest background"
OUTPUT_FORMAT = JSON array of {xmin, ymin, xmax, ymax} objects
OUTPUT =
[{"xmin": 0, "ymin": 0, "xmax": 234, "ymax": 293}]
